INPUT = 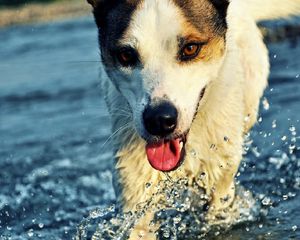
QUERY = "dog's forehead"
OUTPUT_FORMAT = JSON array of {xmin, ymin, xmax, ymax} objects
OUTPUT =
[
  {"xmin": 97, "ymin": 0, "xmax": 227, "ymax": 48},
  {"xmin": 122, "ymin": 0, "xmax": 182, "ymax": 46}
]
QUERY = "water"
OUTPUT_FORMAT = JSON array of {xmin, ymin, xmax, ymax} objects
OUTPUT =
[{"xmin": 0, "ymin": 16, "xmax": 299, "ymax": 239}]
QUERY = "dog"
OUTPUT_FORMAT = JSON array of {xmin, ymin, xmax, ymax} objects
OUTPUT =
[{"xmin": 87, "ymin": 0, "xmax": 300, "ymax": 238}]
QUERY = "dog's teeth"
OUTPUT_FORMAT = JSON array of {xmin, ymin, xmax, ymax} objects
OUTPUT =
[{"xmin": 179, "ymin": 142, "xmax": 183, "ymax": 151}]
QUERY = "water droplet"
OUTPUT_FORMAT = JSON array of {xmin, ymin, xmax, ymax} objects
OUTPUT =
[
  {"xmin": 220, "ymin": 194, "xmax": 230, "ymax": 204},
  {"xmin": 178, "ymin": 222, "xmax": 187, "ymax": 232},
  {"xmin": 89, "ymin": 208, "xmax": 105, "ymax": 219},
  {"xmin": 163, "ymin": 229, "xmax": 170, "ymax": 238},
  {"xmin": 272, "ymin": 120, "xmax": 277, "ymax": 128},
  {"xmin": 262, "ymin": 197, "xmax": 272, "ymax": 206},
  {"xmin": 38, "ymin": 223, "xmax": 44, "ymax": 229},
  {"xmin": 251, "ymin": 147, "xmax": 261, "ymax": 158},
  {"xmin": 289, "ymin": 144, "xmax": 296, "ymax": 154},
  {"xmin": 243, "ymin": 190, "xmax": 250, "ymax": 197},
  {"xmin": 292, "ymin": 225, "xmax": 298, "ymax": 231},
  {"xmin": 273, "ymin": 54, "xmax": 277, "ymax": 59},
  {"xmin": 281, "ymin": 136, "xmax": 287, "ymax": 141},
  {"xmin": 296, "ymin": 74, "xmax": 299, "ymax": 79},
  {"xmin": 244, "ymin": 116, "xmax": 250, "ymax": 122},
  {"xmin": 276, "ymin": 218, "xmax": 280, "ymax": 225},
  {"xmin": 263, "ymin": 133, "xmax": 267, "ymax": 138},
  {"xmin": 27, "ymin": 229, "xmax": 34, "ymax": 237},
  {"xmin": 280, "ymin": 178, "xmax": 286, "ymax": 184},
  {"xmin": 258, "ymin": 117, "xmax": 263, "ymax": 123},
  {"xmin": 108, "ymin": 205, "xmax": 115, "ymax": 212},
  {"xmin": 173, "ymin": 215, "xmax": 181, "ymax": 224},
  {"xmin": 282, "ymin": 195, "xmax": 288, "ymax": 201},
  {"xmin": 262, "ymin": 98, "xmax": 270, "ymax": 110},
  {"xmin": 190, "ymin": 149, "xmax": 197, "ymax": 157},
  {"xmin": 149, "ymin": 220, "xmax": 155, "ymax": 228}
]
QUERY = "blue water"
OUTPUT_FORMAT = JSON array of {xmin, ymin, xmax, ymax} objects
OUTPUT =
[{"xmin": 0, "ymin": 16, "xmax": 299, "ymax": 239}]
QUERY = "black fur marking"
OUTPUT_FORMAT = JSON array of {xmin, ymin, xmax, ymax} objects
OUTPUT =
[
  {"xmin": 89, "ymin": 0, "xmax": 141, "ymax": 66},
  {"xmin": 209, "ymin": 0, "xmax": 229, "ymax": 26}
]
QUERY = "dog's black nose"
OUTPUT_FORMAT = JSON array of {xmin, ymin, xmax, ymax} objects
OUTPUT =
[{"xmin": 143, "ymin": 101, "xmax": 178, "ymax": 137}]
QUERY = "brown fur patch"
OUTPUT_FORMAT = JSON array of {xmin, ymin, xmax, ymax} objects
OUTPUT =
[
  {"xmin": 178, "ymin": 10, "xmax": 226, "ymax": 63},
  {"xmin": 198, "ymin": 37, "xmax": 225, "ymax": 61},
  {"xmin": 172, "ymin": 0, "xmax": 228, "ymax": 36}
]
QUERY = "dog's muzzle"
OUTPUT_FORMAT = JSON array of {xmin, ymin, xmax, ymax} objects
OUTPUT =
[{"xmin": 142, "ymin": 100, "xmax": 185, "ymax": 172}]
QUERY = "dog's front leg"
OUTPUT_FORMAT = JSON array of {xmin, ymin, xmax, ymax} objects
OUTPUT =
[{"xmin": 210, "ymin": 173, "xmax": 236, "ymax": 211}]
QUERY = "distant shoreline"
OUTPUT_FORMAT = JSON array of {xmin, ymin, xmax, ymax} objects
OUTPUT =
[{"xmin": 0, "ymin": 0, "xmax": 91, "ymax": 28}]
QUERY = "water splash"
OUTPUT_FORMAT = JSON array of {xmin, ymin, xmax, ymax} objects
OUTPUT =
[
  {"xmin": 262, "ymin": 98, "xmax": 270, "ymax": 111},
  {"xmin": 75, "ymin": 178, "xmax": 262, "ymax": 240}
]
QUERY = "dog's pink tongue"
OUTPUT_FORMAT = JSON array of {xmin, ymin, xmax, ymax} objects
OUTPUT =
[{"xmin": 146, "ymin": 139, "xmax": 181, "ymax": 172}]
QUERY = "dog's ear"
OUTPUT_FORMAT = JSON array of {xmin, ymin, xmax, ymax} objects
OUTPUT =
[
  {"xmin": 87, "ymin": 0, "xmax": 102, "ymax": 8},
  {"xmin": 210, "ymin": 0, "xmax": 229, "ymax": 18},
  {"xmin": 87, "ymin": 0, "xmax": 116, "ymax": 28}
]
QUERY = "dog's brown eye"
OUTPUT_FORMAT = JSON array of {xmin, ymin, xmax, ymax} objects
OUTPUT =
[
  {"xmin": 116, "ymin": 48, "xmax": 138, "ymax": 67},
  {"xmin": 180, "ymin": 43, "xmax": 202, "ymax": 61}
]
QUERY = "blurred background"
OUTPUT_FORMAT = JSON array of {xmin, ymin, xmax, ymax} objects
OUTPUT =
[
  {"xmin": 0, "ymin": 0, "xmax": 61, "ymax": 5},
  {"xmin": 0, "ymin": 0, "xmax": 90, "ymax": 27},
  {"xmin": 0, "ymin": 1, "xmax": 300, "ymax": 239}
]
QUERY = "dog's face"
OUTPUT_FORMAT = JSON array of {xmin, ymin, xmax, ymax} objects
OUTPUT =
[{"xmin": 89, "ymin": 0, "xmax": 229, "ymax": 171}]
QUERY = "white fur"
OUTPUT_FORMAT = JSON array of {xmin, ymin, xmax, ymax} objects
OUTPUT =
[
  {"xmin": 100, "ymin": 0, "xmax": 300, "ymax": 238},
  {"xmin": 242, "ymin": 0, "xmax": 300, "ymax": 21}
]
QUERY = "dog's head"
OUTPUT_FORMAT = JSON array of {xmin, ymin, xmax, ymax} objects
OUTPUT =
[{"xmin": 88, "ymin": 0, "xmax": 229, "ymax": 171}]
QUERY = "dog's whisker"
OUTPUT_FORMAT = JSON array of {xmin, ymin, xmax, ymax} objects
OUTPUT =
[
  {"xmin": 109, "ymin": 108, "xmax": 132, "ymax": 118},
  {"xmin": 111, "ymin": 113, "xmax": 130, "ymax": 116},
  {"xmin": 109, "ymin": 111, "xmax": 131, "ymax": 118},
  {"xmin": 109, "ymin": 108, "xmax": 131, "ymax": 114},
  {"xmin": 100, "ymin": 122, "xmax": 133, "ymax": 150}
]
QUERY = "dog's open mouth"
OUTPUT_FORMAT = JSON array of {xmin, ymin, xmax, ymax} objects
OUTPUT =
[
  {"xmin": 145, "ymin": 87, "xmax": 206, "ymax": 171},
  {"xmin": 146, "ymin": 137, "xmax": 186, "ymax": 172}
]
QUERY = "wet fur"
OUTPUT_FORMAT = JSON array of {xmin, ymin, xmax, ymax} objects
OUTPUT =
[{"xmin": 88, "ymin": 0, "xmax": 300, "ymax": 238}]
